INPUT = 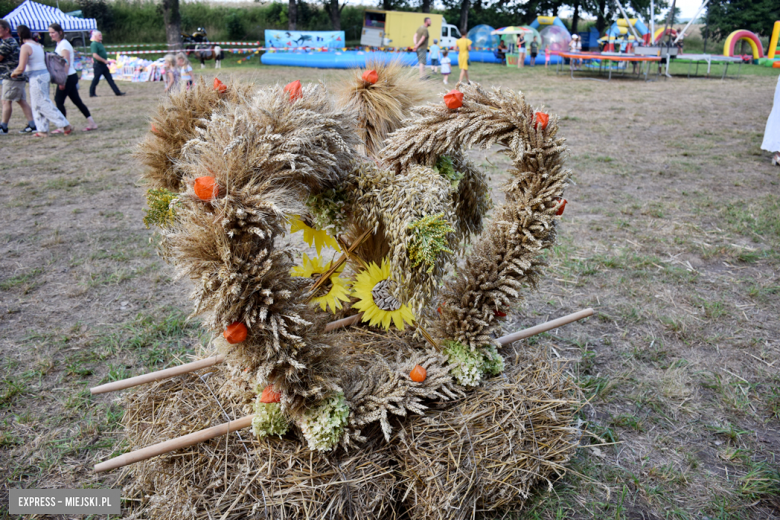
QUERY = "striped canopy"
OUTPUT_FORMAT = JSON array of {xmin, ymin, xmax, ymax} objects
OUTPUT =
[{"xmin": 3, "ymin": 0, "xmax": 97, "ymax": 32}]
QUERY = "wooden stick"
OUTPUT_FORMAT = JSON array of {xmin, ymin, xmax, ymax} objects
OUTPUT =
[
  {"xmin": 323, "ymin": 313, "xmax": 363, "ymax": 332},
  {"xmin": 497, "ymin": 308, "xmax": 594, "ymax": 346},
  {"xmin": 94, "ymin": 415, "xmax": 253, "ymax": 473},
  {"xmin": 90, "ymin": 355, "xmax": 226, "ymax": 395},
  {"xmin": 307, "ymin": 228, "xmax": 371, "ymax": 299}
]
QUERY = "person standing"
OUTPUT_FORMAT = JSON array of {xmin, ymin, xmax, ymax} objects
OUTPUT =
[
  {"xmin": 529, "ymin": 36, "xmax": 539, "ymax": 67},
  {"xmin": 176, "ymin": 52, "xmax": 193, "ymax": 89},
  {"xmin": 48, "ymin": 23, "xmax": 97, "ymax": 132},
  {"xmin": 89, "ymin": 30, "xmax": 124, "ymax": 97},
  {"xmin": 429, "ymin": 39, "xmax": 441, "ymax": 74},
  {"xmin": 10, "ymin": 25, "xmax": 71, "ymax": 137},
  {"xmin": 412, "ymin": 17, "xmax": 431, "ymax": 80},
  {"xmin": 0, "ymin": 19, "xmax": 36, "ymax": 134},
  {"xmin": 516, "ymin": 32, "xmax": 526, "ymax": 68},
  {"xmin": 762, "ymin": 74, "xmax": 780, "ymax": 166},
  {"xmin": 455, "ymin": 33, "xmax": 472, "ymax": 84},
  {"xmin": 163, "ymin": 54, "xmax": 180, "ymax": 93}
]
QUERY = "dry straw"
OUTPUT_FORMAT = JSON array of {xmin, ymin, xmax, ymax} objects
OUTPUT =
[{"xmin": 121, "ymin": 346, "xmax": 580, "ymax": 519}]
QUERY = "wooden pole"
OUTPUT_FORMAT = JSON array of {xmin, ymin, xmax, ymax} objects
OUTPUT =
[
  {"xmin": 94, "ymin": 415, "xmax": 253, "ymax": 473},
  {"xmin": 89, "ymin": 355, "xmax": 225, "ymax": 395},
  {"xmin": 323, "ymin": 313, "xmax": 363, "ymax": 332},
  {"xmin": 93, "ymin": 308, "xmax": 595, "ymax": 472},
  {"xmin": 497, "ymin": 308, "xmax": 593, "ymax": 346}
]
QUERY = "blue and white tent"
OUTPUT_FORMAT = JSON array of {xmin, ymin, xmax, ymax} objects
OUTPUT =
[{"xmin": 2, "ymin": 0, "xmax": 97, "ymax": 32}]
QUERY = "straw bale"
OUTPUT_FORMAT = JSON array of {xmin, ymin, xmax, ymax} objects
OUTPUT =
[
  {"xmin": 122, "ymin": 369, "xmax": 399, "ymax": 520},
  {"xmin": 394, "ymin": 347, "xmax": 581, "ymax": 519}
]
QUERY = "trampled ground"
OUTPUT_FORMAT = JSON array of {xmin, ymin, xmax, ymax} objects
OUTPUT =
[{"xmin": 1, "ymin": 63, "xmax": 779, "ymax": 519}]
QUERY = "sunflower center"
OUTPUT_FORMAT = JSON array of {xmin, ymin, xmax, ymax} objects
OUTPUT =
[{"xmin": 371, "ymin": 279, "xmax": 401, "ymax": 311}]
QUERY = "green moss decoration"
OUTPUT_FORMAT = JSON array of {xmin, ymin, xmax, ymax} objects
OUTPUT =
[
  {"xmin": 251, "ymin": 400, "xmax": 289, "ymax": 439},
  {"xmin": 306, "ymin": 187, "xmax": 349, "ymax": 236},
  {"xmin": 443, "ymin": 340, "xmax": 505, "ymax": 387},
  {"xmin": 407, "ymin": 213, "xmax": 455, "ymax": 274},
  {"xmin": 434, "ymin": 155, "xmax": 464, "ymax": 188},
  {"xmin": 298, "ymin": 392, "xmax": 350, "ymax": 451},
  {"xmin": 143, "ymin": 188, "xmax": 178, "ymax": 229},
  {"xmin": 481, "ymin": 345, "xmax": 505, "ymax": 376}
]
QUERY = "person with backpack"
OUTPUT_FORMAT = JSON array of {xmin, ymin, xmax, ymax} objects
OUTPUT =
[
  {"xmin": 48, "ymin": 23, "xmax": 97, "ymax": 132},
  {"xmin": 10, "ymin": 24, "xmax": 71, "ymax": 137},
  {"xmin": 0, "ymin": 18, "xmax": 36, "ymax": 134}
]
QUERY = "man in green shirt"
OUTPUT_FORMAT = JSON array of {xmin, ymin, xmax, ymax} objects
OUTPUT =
[
  {"xmin": 89, "ymin": 30, "xmax": 124, "ymax": 97},
  {"xmin": 412, "ymin": 17, "xmax": 431, "ymax": 79}
]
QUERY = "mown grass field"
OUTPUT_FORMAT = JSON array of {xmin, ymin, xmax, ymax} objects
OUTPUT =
[{"xmin": 1, "ymin": 62, "xmax": 779, "ymax": 519}]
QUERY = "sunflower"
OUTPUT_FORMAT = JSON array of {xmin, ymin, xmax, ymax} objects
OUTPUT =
[
  {"xmin": 352, "ymin": 259, "xmax": 415, "ymax": 330},
  {"xmin": 291, "ymin": 253, "xmax": 351, "ymax": 313},
  {"xmin": 290, "ymin": 216, "xmax": 340, "ymax": 255}
]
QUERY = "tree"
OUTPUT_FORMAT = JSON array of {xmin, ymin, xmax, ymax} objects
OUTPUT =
[
  {"xmin": 459, "ymin": 0, "xmax": 470, "ymax": 35},
  {"xmin": 327, "ymin": 0, "xmax": 348, "ymax": 30},
  {"xmin": 289, "ymin": 0, "xmax": 298, "ymax": 30},
  {"xmin": 704, "ymin": 0, "xmax": 780, "ymax": 40},
  {"xmin": 161, "ymin": 0, "xmax": 182, "ymax": 49},
  {"xmin": 421, "ymin": 0, "xmax": 431, "ymax": 13}
]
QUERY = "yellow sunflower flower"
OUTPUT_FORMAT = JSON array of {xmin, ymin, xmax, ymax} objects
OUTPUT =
[
  {"xmin": 352, "ymin": 259, "xmax": 415, "ymax": 331},
  {"xmin": 291, "ymin": 253, "xmax": 351, "ymax": 313},
  {"xmin": 290, "ymin": 216, "xmax": 340, "ymax": 255}
]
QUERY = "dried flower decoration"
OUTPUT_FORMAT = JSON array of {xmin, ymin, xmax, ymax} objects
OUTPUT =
[
  {"xmin": 193, "ymin": 176, "xmax": 219, "ymax": 201},
  {"xmin": 260, "ymin": 385, "xmax": 281, "ymax": 403},
  {"xmin": 143, "ymin": 188, "xmax": 177, "ymax": 229},
  {"xmin": 290, "ymin": 253, "xmax": 351, "ymax": 313},
  {"xmin": 407, "ymin": 213, "xmax": 455, "ymax": 274},
  {"xmin": 352, "ymin": 259, "xmax": 415, "ymax": 330},
  {"xmin": 290, "ymin": 216, "xmax": 341, "ymax": 255},
  {"xmin": 410, "ymin": 364, "xmax": 427, "ymax": 383},
  {"xmin": 223, "ymin": 322, "xmax": 248, "ymax": 344},
  {"xmin": 361, "ymin": 69, "xmax": 378, "ymax": 84},
  {"xmin": 213, "ymin": 78, "xmax": 227, "ymax": 94},
  {"xmin": 534, "ymin": 111, "xmax": 549, "ymax": 129},
  {"xmin": 284, "ymin": 80, "xmax": 303, "ymax": 102},
  {"xmin": 444, "ymin": 89, "xmax": 464, "ymax": 109}
]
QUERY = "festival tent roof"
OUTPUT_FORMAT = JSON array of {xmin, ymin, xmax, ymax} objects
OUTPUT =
[{"xmin": 2, "ymin": 0, "xmax": 97, "ymax": 32}]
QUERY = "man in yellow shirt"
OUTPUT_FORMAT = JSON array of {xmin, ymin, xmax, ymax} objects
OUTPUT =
[
  {"xmin": 412, "ymin": 18, "xmax": 431, "ymax": 79},
  {"xmin": 456, "ymin": 34, "xmax": 472, "ymax": 84}
]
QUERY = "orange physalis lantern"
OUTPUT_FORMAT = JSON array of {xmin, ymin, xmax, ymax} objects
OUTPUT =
[
  {"xmin": 556, "ymin": 198, "xmax": 567, "ymax": 216},
  {"xmin": 260, "ymin": 385, "xmax": 281, "ymax": 403},
  {"xmin": 534, "ymin": 111, "xmax": 549, "ymax": 129},
  {"xmin": 194, "ymin": 176, "xmax": 219, "ymax": 201},
  {"xmin": 213, "ymin": 77, "xmax": 227, "ymax": 94},
  {"xmin": 151, "ymin": 123, "xmax": 158, "ymax": 134},
  {"xmin": 410, "ymin": 364, "xmax": 427, "ymax": 383},
  {"xmin": 223, "ymin": 322, "xmax": 248, "ymax": 344},
  {"xmin": 362, "ymin": 69, "xmax": 378, "ymax": 84},
  {"xmin": 444, "ymin": 89, "xmax": 464, "ymax": 109},
  {"xmin": 494, "ymin": 310, "xmax": 507, "ymax": 317},
  {"xmin": 284, "ymin": 80, "xmax": 303, "ymax": 101}
]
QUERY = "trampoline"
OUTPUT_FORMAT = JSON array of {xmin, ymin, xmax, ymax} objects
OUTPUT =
[
  {"xmin": 552, "ymin": 50, "xmax": 661, "ymax": 81},
  {"xmin": 674, "ymin": 54, "xmax": 744, "ymax": 79}
]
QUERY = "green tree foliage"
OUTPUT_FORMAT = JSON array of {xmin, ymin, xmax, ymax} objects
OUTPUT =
[{"xmin": 704, "ymin": 0, "xmax": 780, "ymax": 40}]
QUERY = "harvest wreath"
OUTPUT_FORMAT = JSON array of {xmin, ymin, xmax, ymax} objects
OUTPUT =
[{"xmin": 97, "ymin": 65, "xmax": 592, "ymax": 519}]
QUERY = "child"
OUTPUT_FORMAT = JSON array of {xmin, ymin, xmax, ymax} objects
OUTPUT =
[
  {"xmin": 429, "ymin": 39, "xmax": 441, "ymax": 73},
  {"xmin": 544, "ymin": 45, "xmax": 551, "ymax": 68},
  {"xmin": 163, "ymin": 54, "xmax": 180, "ymax": 93},
  {"xmin": 440, "ymin": 48, "xmax": 451, "ymax": 84},
  {"xmin": 176, "ymin": 52, "xmax": 193, "ymax": 89}
]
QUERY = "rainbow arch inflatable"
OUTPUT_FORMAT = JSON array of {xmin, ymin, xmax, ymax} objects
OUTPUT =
[
  {"xmin": 529, "ymin": 16, "xmax": 569, "ymax": 31},
  {"xmin": 723, "ymin": 29, "xmax": 764, "ymax": 59}
]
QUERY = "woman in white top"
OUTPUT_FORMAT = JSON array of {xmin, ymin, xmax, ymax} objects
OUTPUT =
[
  {"xmin": 11, "ymin": 24, "xmax": 71, "ymax": 137},
  {"xmin": 48, "ymin": 23, "xmax": 97, "ymax": 132}
]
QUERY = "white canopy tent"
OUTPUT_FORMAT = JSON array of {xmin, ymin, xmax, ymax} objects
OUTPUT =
[{"xmin": 3, "ymin": 0, "xmax": 97, "ymax": 32}]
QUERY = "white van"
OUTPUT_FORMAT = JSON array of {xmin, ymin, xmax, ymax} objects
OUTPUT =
[{"xmin": 440, "ymin": 22, "xmax": 461, "ymax": 48}]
